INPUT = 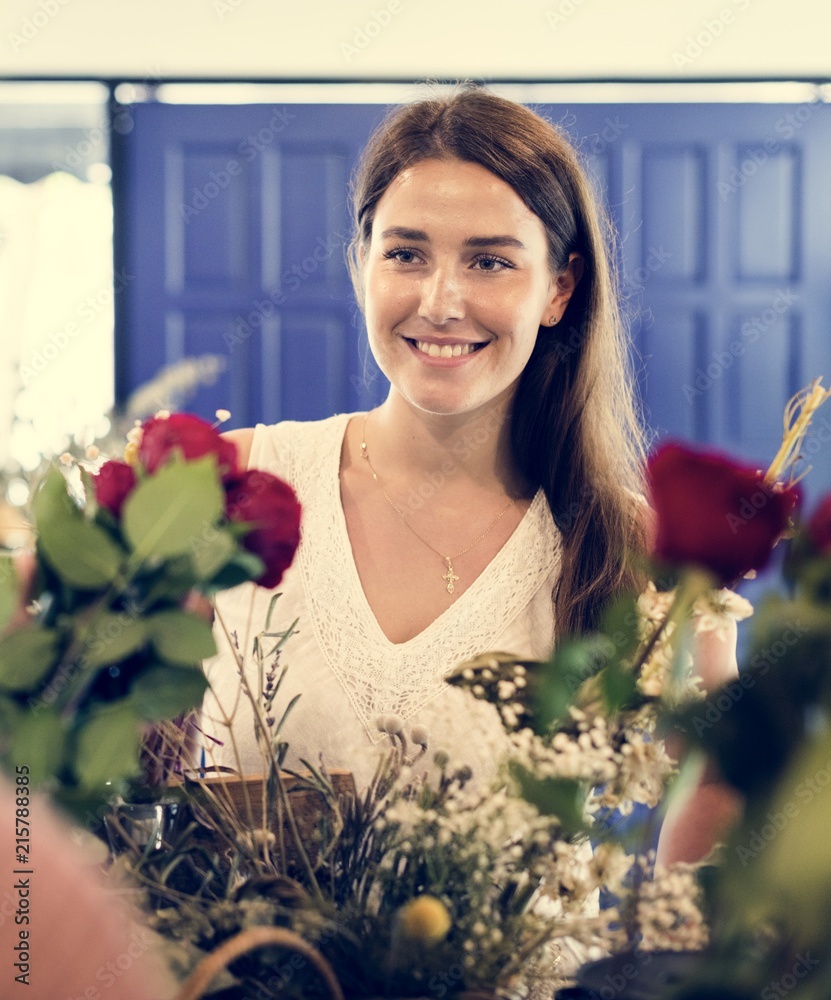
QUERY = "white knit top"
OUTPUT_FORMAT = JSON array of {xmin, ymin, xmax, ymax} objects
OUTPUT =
[{"xmin": 201, "ymin": 412, "xmax": 563, "ymax": 791}]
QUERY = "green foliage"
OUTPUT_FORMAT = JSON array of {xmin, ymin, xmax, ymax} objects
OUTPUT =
[
  {"xmin": 34, "ymin": 466, "xmax": 125, "ymax": 588},
  {"xmin": 0, "ymin": 554, "xmax": 19, "ymax": 635},
  {"xmin": 130, "ymin": 665, "xmax": 209, "ymax": 721},
  {"xmin": 148, "ymin": 610, "xmax": 217, "ymax": 663},
  {"xmin": 81, "ymin": 612, "xmax": 148, "ymax": 669},
  {"xmin": 73, "ymin": 701, "xmax": 142, "ymax": 791},
  {"xmin": 534, "ymin": 635, "xmax": 612, "ymax": 733},
  {"xmin": 123, "ymin": 456, "xmax": 224, "ymax": 565},
  {"xmin": 508, "ymin": 762, "xmax": 588, "ymax": 834},
  {"xmin": 7, "ymin": 709, "xmax": 67, "ymax": 787},
  {"xmin": 0, "ymin": 627, "xmax": 60, "ymax": 692}
]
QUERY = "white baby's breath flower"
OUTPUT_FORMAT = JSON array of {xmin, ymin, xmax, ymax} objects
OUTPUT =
[
  {"xmin": 497, "ymin": 680, "xmax": 516, "ymax": 701},
  {"xmin": 410, "ymin": 724, "xmax": 429, "ymax": 747},
  {"xmin": 215, "ymin": 408, "xmax": 232, "ymax": 423}
]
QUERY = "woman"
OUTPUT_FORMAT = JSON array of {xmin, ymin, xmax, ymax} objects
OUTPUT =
[{"xmin": 203, "ymin": 85, "xmax": 740, "ymax": 862}]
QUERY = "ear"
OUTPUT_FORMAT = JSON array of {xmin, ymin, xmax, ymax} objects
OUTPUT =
[{"xmin": 541, "ymin": 252, "xmax": 584, "ymax": 327}]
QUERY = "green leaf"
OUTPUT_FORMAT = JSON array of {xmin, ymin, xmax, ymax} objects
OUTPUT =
[
  {"xmin": 0, "ymin": 554, "xmax": 19, "ymax": 634},
  {"xmin": 6, "ymin": 709, "xmax": 68, "ymax": 787},
  {"xmin": 0, "ymin": 696, "xmax": 21, "ymax": 733},
  {"xmin": 599, "ymin": 592, "xmax": 641, "ymax": 665},
  {"xmin": 509, "ymin": 762, "xmax": 587, "ymax": 834},
  {"xmin": 189, "ymin": 526, "xmax": 237, "ymax": 581},
  {"xmin": 202, "ymin": 550, "xmax": 265, "ymax": 592},
  {"xmin": 34, "ymin": 466, "xmax": 124, "ymax": 589},
  {"xmin": 73, "ymin": 701, "xmax": 142, "ymax": 790},
  {"xmin": 598, "ymin": 660, "xmax": 640, "ymax": 714},
  {"xmin": 0, "ymin": 627, "xmax": 61, "ymax": 692},
  {"xmin": 534, "ymin": 636, "xmax": 611, "ymax": 733},
  {"xmin": 39, "ymin": 517, "xmax": 125, "ymax": 589},
  {"xmin": 32, "ymin": 464, "xmax": 78, "ymax": 524},
  {"xmin": 123, "ymin": 456, "xmax": 225, "ymax": 566},
  {"xmin": 148, "ymin": 610, "xmax": 217, "ymax": 663},
  {"xmin": 129, "ymin": 664, "xmax": 209, "ymax": 720},
  {"xmin": 82, "ymin": 611, "xmax": 148, "ymax": 669}
]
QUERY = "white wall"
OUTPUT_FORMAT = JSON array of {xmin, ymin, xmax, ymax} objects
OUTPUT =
[{"xmin": 0, "ymin": 0, "xmax": 828, "ymax": 83}]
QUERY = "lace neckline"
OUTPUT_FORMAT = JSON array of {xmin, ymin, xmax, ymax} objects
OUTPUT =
[
  {"xmin": 334, "ymin": 416, "xmax": 545, "ymax": 649},
  {"xmin": 293, "ymin": 412, "xmax": 561, "ymax": 740}
]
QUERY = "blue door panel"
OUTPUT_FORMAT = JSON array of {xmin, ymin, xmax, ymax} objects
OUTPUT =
[
  {"xmin": 548, "ymin": 103, "xmax": 831, "ymax": 498},
  {"xmin": 115, "ymin": 100, "xmax": 831, "ymax": 496},
  {"xmin": 116, "ymin": 102, "xmax": 389, "ymax": 431}
]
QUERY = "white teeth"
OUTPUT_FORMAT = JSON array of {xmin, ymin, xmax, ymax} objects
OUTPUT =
[{"xmin": 415, "ymin": 341, "xmax": 479, "ymax": 357}]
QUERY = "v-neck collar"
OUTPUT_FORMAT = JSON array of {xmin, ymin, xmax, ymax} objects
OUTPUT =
[{"xmin": 292, "ymin": 412, "xmax": 561, "ymax": 739}]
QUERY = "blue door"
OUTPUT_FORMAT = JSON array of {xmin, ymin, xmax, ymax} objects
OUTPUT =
[
  {"xmin": 115, "ymin": 102, "xmax": 389, "ymax": 429},
  {"xmin": 537, "ymin": 102, "xmax": 831, "ymax": 498},
  {"xmin": 115, "ymin": 99, "xmax": 831, "ymax": 496}
]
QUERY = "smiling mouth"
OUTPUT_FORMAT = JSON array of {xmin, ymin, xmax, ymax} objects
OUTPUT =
[{"xmin": 408, "ymin": 339, "xmax": 486, "ymax": 359}]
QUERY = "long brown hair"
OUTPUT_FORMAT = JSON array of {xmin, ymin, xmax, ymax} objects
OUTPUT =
[{"xmin": 347, "ymin": 84, "xmax": 648, "ymax": 638}]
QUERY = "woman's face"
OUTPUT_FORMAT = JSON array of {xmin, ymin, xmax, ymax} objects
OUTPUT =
[{"xmin": 361, "ymin": 157, "xmax": 579, "ymax": 419}]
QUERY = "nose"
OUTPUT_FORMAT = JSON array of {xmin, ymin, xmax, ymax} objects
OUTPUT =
[{"xmin": 417, "ymin": 266, "xmax": 465, "ymax": 325}]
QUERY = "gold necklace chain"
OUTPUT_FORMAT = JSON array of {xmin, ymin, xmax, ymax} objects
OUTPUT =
[{"xmin": 360, "ymin": 412, "xmax": 515, "ymax": 595}]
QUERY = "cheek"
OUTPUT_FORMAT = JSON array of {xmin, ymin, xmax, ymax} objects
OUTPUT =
[{"xmin": 365, "ymin": 275, "xmax": 413, "ymax": 326}]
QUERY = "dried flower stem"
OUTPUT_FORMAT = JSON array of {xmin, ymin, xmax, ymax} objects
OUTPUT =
[{"xmin": 764, "ymin": 377, "xmax": 831, "ymax": 486}]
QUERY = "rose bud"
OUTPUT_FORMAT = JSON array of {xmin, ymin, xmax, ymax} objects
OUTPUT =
[
  {"xmin": 224, "ymin": 470, "xmax": 301, "ymax": 588},
  {"xmin": 139, "ymin": 413, "xmax": 238, "ymax": 477},
  {"xmin": 647, "ymin": 441, "xmax": 800, "ymax": 585},
  {"xmin": 807, "ymin": 493, "xmax": 831, "ymax": 556},
  {"xmin": 93, "ymin": 460, "xmax": 137, "ymax": 518}
]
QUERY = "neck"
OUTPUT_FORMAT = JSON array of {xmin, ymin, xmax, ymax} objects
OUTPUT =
[{"xmin": 366, "ymin": 392, "xmax": 530, "ymax": 499}]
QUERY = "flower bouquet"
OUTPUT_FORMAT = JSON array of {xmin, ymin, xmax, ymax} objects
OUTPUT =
[{"xmin": 0, "ymin": 411, "xmax": 301, "ymax": 813}]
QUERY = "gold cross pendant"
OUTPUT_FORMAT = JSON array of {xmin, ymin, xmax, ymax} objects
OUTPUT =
[{"xmin": 442, "ymin": 557, "xmax": 459, "ymax": 595}]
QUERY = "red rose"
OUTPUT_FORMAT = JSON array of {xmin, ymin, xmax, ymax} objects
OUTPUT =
[
  {"xmin": 647, "ymin": 441, "xmax": 800, "ymax": 584},
  {"xmin": 224, "ymin": 470, "xmax": 302, "ymax": 588},
  {"xmin": 139, "ymin": 414, "xmax": 238, "ymax": 477},
  {"xmin": 807, "ymin": 493, "xmax": 831, "ymax": 555},
  {"xmin": 94, "ymin": 460, "xmax": 137, "ymax": 518}
]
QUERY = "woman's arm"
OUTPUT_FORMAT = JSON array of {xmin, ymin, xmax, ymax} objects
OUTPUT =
[
  {"xmin": 656, "ymin": 618, "xmax": 744, "ymax": 865},
  {"xmin": 222, "ymin": 427, "xmax": 255, "ymax": 470}
]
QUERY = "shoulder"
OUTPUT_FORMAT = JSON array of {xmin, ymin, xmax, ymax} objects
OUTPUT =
[
  {"xmin": 222, "ymin": 413, "xmax": 358, "ymax": 472},
  {"xmin": 221, "ymin": 428, "xmax": 255, "ymax": 470}
]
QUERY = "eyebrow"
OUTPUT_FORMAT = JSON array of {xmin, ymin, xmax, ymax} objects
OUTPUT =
[{"xmin": 378, "ymin": 226, "xmax": 527, "ymax": 251}]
